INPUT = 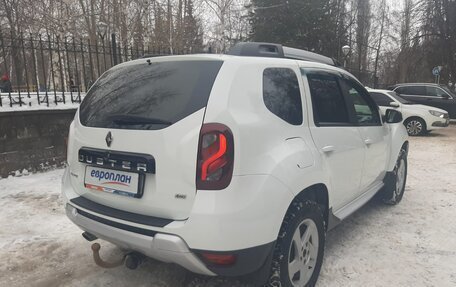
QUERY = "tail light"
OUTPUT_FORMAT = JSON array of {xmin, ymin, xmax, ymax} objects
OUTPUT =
[
  {"xmin": 196, "ymin": 123, "xmax": 234, "ymax": 190},
  {"xmin": 201, "ymin": 253, "xmax": 236, "ymax": 266}
]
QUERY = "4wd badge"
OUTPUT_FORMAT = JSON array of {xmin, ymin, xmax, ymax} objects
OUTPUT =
[{"xmin": 105, "ymin": 132, "xmax": 113, "ymax": 147}]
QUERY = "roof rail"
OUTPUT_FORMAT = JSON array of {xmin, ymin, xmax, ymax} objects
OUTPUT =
[
  {"xmin": 142, "ymin": 53, "xmax": 170, "ymax": 58},
  {"xmin": 227, "ymin": 42, "xmax": 339, "ymax": 67}
]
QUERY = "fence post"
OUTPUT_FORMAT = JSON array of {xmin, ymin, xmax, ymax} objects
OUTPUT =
[
  {"xmin": 80, "ymin": 39, "xmax": 88, "ymax": 92},
  {"xmin": 11, "ymin": 33, "xmax": 22, "ymax": 107},
  {"xmin": 64, "ymin": 37, "xmax": 73, "ymax": 102},
  {"xmin": 29, "ymin": 34, "xmax": 40, "ymax": 104},
  {"xmin": 111, "ymin": 33, "xmax": 117, "ymax": 65},
  {"xmin": 56, "ymin": 35, "xmax": 65, "ymax": 104},
  {"xmin": 87, "ymin": 39, "xmax": 95, "ymax": 86},
  {"xmin": 0, "ymin": 31, "xmax": 8, "ymax": 107},
  {"xmin": 39, "ymin": 34, "xmax": 49, "ymax": 106},
  {"xmin": 94, "ymin": 40, "xmax": 100, "ymax": 77},
  {"xmin": 101, "ymin": 38, "xmax": 107, "ymax": 72},
  {"xmin": 20, "ymin": 32, "xmax": 31, "ymax": 101},
  {"xmin": 48, "ymin": 35, "xmax": 58, "ymax": 105},
  {"xmin": 73, "ymin": 38, "xmax": 82, "ymax": 101}
]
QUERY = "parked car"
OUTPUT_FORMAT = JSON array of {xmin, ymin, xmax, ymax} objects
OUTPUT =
[
  {"xmin": 62, "ymin": 42, "xmax": 409, "ymax": 287},
  {"xmin": 368, "ymin": 89, "xmax": 449, "ymax": 136},
  {"xmin": 387, "ymin": 83, "xmax": 456, "ymax": 119}
]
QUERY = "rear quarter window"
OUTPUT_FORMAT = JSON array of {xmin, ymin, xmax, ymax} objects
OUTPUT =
[
  {"xmin": 263, "ymin": 68, "xmax": 303, "ymax": 125},
  {"xmin": 79, "ymin": 60, "xmax": 223, "ymax": 130}
]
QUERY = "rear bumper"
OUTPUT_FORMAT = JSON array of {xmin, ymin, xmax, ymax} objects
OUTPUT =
[
  {"xmin": 66, "ymin": 202, "xmax": 275, "ymax": 278},
  {"xmin": 66, "ymin": 203, "xmax": 216, "ymax": 275},
  {"xmin": 62, "ymin": 168, "xmax": 293, "ymax": 277}
]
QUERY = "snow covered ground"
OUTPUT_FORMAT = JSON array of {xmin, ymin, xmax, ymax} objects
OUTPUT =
[{"xmin": 0, "ymin": 126, "xmax": 455, "ymax": 287}]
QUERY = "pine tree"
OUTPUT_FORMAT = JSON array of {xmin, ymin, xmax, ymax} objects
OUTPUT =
[{"xmin": 250, "ymin": 0, "xmax": 347, "ymax": 59}]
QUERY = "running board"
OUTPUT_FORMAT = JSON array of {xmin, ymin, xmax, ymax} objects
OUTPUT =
[{"xmin": 333, "ymin": 182, "xmax": 384, "ymax": 221}]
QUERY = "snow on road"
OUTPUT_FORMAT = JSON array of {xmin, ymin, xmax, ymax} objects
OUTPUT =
[{"xmin": 1, "ymin": 127, "xmax": 455, "ymax": 287}]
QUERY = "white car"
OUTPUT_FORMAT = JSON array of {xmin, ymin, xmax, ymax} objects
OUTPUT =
[
  {"xmin": 62, "ymin": 43, "xmax": 409, "ymax": 287},
  {"xmin": 368, "ymin": 89, "xmax": 450, "ymax": 136}
]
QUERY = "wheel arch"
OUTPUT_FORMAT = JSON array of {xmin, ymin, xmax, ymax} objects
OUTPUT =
[
  {"xmin": 401, "ymin": 140, "xmax": 409, "ymax": 155},
  {"xmin": 387, "ymin": 119, "xmax": 409, "ymax": 171},
  {"xmin": 288, "ymin": 184, "xmax": 329, "ymax": 230}
]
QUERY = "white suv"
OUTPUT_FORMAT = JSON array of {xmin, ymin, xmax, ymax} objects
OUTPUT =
[
  {"xmin": 62, "ymin": 43, "xmax": 409, "ymax": 287},
  {"xmin": 368, "ymin": 89, "xmax": 449, "ymax": 136}
]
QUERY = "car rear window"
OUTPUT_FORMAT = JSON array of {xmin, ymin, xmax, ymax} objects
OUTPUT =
[{"xmin": 79, "ymin": 60, "xmax": 223, "ymax": 130}]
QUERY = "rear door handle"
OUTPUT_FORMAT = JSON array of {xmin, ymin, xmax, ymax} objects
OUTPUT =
[
  {"xmin": 364, "ymin": 138, "xmax": 373, "ymax": 146},
  {"xmin": 322, "ymin": 146, "xmax": 335, "ymax": 153}
]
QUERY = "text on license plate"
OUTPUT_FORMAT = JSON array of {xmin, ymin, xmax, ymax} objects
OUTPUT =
[{"xmin": 84, "ymin": 166, "xmax": 139, "ymax": 197}]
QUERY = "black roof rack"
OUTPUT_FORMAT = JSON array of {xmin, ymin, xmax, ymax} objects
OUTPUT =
[
  {"xmin": 142, "ymin": 53, "xmax": 170, "ymax": 58},
  {"xmin": 227, "ymin": 42, "xmax": 339, "ymax": 67}
]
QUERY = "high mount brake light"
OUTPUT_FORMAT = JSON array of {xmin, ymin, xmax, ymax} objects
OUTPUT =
[{"xmin": 196, "ymin": 123, "xmax": 234, "ymax": 190}]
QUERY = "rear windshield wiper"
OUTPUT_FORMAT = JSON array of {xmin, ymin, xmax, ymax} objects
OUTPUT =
[{"xmin": 109, "ymin": 114, "xmax": 172, "ymax": 126}]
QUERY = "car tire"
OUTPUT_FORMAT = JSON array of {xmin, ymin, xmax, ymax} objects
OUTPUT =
[
  {"xmin": 266, "ymin": 200, "xmax": 325, "ymax": 287},
  {"xmin": 380, "ymin": 148, "xmax": 407, "ymax": 205},
  {"xmin": 404, "ymin": 118, "xmax": 426, "ymax": 136}
]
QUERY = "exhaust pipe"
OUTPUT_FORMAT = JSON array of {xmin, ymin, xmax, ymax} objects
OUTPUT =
[
  {"xmin": 124, "ymin": 252, "xmax": 145, "ymax": 270},
  {"xmin": 90, "ymin": 243, "xmax": 145, "ymax": 270},
  {"xmin": 82, "ymin": 231, "xmax": 98, "ymax": 242}
]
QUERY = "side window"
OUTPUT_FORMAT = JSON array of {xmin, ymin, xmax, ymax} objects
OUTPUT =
[
  {"xmin": 263, "ymin": 68, "xmax": 303, "ymax": 125},
  {"xmin": 306, "ymin": 73, "xmax": 350, "ymax": 125},
  {"xmin": 370, "ymin": 92, "xmax": 393, "ymax": 106},
  {"xmin": 427, "ymin": 86, "xmax": 448, "ymax": 98},
  {"xmin": 398, "ymin": 86, "xmax": 426, "ymax": 96},
  {"xmin": 341, "ymin": 79, "xmax": 381, "ymax": 125}
]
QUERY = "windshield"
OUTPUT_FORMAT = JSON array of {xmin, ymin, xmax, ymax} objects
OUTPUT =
[
  {"xmin": 387, "ymin": 91, "xmax": 413, "ymax": 104},
  {"xmin": 440, "ymin": 85, "xmax": 456, "ymax": 96},
  {"xmin": 79, "ymin": 60, "xmax": 223, "ymax": 130}
]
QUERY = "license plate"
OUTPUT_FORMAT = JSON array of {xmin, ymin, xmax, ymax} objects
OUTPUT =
[{"xmin": 84, "ymin": 166, "xmax": 140, "ymax": 198}]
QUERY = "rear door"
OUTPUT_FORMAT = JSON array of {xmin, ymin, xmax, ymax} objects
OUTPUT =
[
  {"xmin": 341, "ymin": 78, "xmax": 388, "ymax": 191},
  {"xmin": 303, "ymin": 70, "xmax": 366, "ymax": 211},
  {"xmin": 68, "ymin": 58, "xmax": 223, "ymax": 220},
  {"xmin": 395, "ymin": 85, "xmax": 427, "ymax": 105}
]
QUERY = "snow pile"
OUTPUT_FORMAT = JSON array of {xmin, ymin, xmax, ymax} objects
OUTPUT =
[{"xmin": 0, "ymin": 92, "xmax": 86, "ymax": 112}]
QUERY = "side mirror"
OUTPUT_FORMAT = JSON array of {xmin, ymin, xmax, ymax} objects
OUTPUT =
[
  {"xmin": 389, "ymin": 101, "xmax": 400, "ymax": 108},
  {"xmin": 385, "ymin": 109, "xmax": 403, "ymax": 124},
  {"xmin": 441, "ymin": 93, "xmax": 450, "ymax": 99}
]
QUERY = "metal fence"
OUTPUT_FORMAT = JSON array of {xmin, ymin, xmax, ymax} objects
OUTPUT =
[{"xmin": 0, "ymin": 31, "xmax": 191, "ymax": 108}]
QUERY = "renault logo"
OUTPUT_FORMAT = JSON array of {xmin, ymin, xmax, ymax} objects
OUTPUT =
[{"xmin": 105, "ymin": 132, "xmax": 113, "ymax": 147}]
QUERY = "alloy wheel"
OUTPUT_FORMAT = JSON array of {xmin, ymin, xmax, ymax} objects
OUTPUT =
[
  {"xmin": 288, "ymin": 219, "xmax": 319, "ymax": 286},
  {"xmin": 406, "ymin": 120, "xmax": 423, "ymax": 136}
]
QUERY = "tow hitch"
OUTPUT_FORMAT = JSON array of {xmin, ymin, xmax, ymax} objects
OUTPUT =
[{"xmin": 90, "ymin": 242, "xmax": 145, "ymax": 270}]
